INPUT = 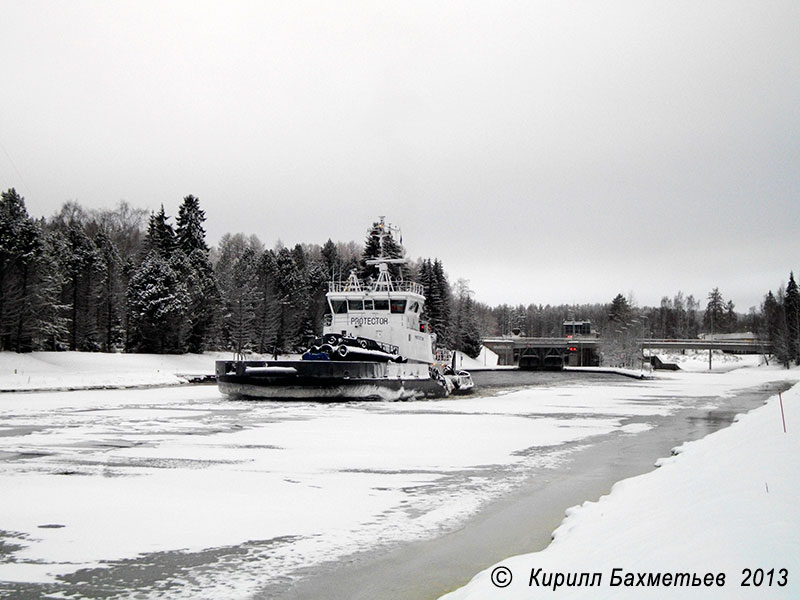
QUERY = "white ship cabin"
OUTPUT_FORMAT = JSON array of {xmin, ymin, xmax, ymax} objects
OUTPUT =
[{"xmin": 323, "ymin": 265, "xmax": 435, "ymax": 364}]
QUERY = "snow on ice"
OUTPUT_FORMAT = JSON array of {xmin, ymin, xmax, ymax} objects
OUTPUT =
[{"xmin": 0, "ymin": 351, "xmax": 797, "ymax": 599}]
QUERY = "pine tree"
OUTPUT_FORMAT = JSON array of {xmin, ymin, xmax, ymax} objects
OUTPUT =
[
  {"xmin": 0, "ymin": 189, "xmax": 46, "ymax": 351},
  {"xmin": 270, "ymin": 247, "xmax": 302, "ymax": 352},
  {"xmin": 296, "ymin": 248, "xmax": 328, "ymax": 344},
  {"xmin": 289, "ymin": 244, "xmax": 316, "ymax": 344},
  {"xmin": 175, "ymin": 195, "xmax": 218, "ymax": 352},
  {"xmin": 785, "ymin": 273, "xmax": 800, "ymax": 364},
  {"xmin": 762, "ymin": 290, "xmax": 790, "ymax": 366},
  {"xmin": 214, "ymin": 233, "xmax": 263, "ymax": 351},
  {"xmin": 144, "ymin": 205, "xmax": 176, "ymax": 258},
  {"xmin": 321, "ymin": 239, "xmax": 339, "ymax": 279},
  {"xmin": 431, "ymin": 259, "xmax": 452, "ymax": 346},
  {"xmin": 29, "ymin": 229, "xmax": 68, "ymax": 350},
  {"xmin": 608, "ymin": 293, "xmax": 631, "ymax": 324},
  {"xmin": 176, "ymin": 195, "xmax": 208, "ymax": 253},
  {"xmin": 225, "ymin": 248, "xmax": 262, "ymax": 355},
  {"xmin": 703, "ymin": 288, "xmax": 725, "ymax": 335},
  {"xmin": 724, "ymin": 300, "xmax": 738, "ymax": 334},
  {"xmin": 452, "ymin": 279, "xmax": 482, "ymax": 358},
  {"xmin": 603, "ymin": 293, "xmax": 637, "ymax": 367},
  {"xmin": 254, "ymin": 248, "xmax": 278, "ymax": 354},
  {"xmin": 93, "ymin": 227, "xmax": 123, "ymax": 351},
  {"xmin": 14, "ymin": 218, "xmax": 45, "ymax": 350},
  {"xmin": 417, "ymin": 259, "xmax": 452, "ymax": 348},
  {"xmin": 57, "ymin": 223, "xmax": 102, "ymax": 351}
]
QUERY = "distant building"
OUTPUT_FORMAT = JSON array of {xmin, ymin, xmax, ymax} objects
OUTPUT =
[{"xmin": 562, "ymin": 320, "xmax": 595, "ymax": 337}]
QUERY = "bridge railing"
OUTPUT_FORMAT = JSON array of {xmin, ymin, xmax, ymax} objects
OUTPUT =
[{"xmin": 482, "ymin": 337, "xmax": 772, "ymax": 352}]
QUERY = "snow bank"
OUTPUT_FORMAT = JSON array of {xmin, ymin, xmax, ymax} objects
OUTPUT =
[
  {"xmin": 450, "ymin": 347, "xmax": 499, "ymax": 369},
  {"xmin": 0, "ymin": 351, "xmax": 228, "ymax": 391},
  {"xmin": 649, "ymin": 350, "xmax": 765, "ymax": 373},
  {"xmin": 441, "ymin": 379, "xmax": 800, "ymax": 599}
]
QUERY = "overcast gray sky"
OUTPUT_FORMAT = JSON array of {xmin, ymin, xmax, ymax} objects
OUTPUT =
[{"xmin": 2, "ymin": 1, "xmax": 798, "ymax": 311}]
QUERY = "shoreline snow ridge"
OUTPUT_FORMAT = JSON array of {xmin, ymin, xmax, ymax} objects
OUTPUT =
[
  {"xmin": 0, "ymin": 351, "xmax": 224, "ymax": 392},
  {"xmin": 441, "ymin": 378, "xmax": 799, "ymax": 599}
]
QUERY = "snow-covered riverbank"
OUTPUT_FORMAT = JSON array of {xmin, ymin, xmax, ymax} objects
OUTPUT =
[
  {"xmin": 442, "ymin": 368, "xmax": 799, "ymax": 599},
  {"xmin": 0, "ymin": 351, "xmax": 226, "ymax": 391}
]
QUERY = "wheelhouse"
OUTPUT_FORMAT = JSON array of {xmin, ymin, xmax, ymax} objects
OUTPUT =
[{"xmin": 323, "ymin": 269, "xmax": 434, "ymax": 363}]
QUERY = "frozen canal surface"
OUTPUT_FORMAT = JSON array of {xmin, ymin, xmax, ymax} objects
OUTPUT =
[{"xmin": 0, "ymin": 370, "xmax": 789, "ymax": 599}]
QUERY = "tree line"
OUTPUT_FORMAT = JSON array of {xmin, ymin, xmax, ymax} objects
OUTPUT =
[
  {"xmin": 1, "ymin": 188, "xmax": 796, "ymax": 365},
  {"xmin": 0, "ymin": 191, "xmax": 481, "ymax": 357},
  {"xmin": 473, "ymin": 281, "xmax": 799, "ymax": 368}
]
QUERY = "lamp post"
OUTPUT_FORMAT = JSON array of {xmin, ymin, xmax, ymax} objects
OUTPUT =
[{"xmin": 640, "ymin": 315, "xmax": 649, "ymax": 372}]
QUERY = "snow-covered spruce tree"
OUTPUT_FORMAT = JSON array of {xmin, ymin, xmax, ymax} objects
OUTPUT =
[
  {"xmin": 762, "ymin": 290, "xmax": 790, "ymax": 367},
  {"xmin": 29, "ymin": 228, "xmax": 68, "ymax": 351},
  {"xmin": 724, "ymin": 299, "xmax": 738, "ymax": 334},
  {"xmin": 213, "ymin": 233, "xmax": 265, "ymax": 352},
  {"xmin": 703, "ymin": 287, "xmax": 725, "ymax": 335},
  {"xmin": 93, "ymin": 227, "xmax": 124, "ymax": 351},
  {"xmin": 452, "ymin": 279, "xmax": 482, "ymax": 358},
  {"xmin": 418, "ymin": 259, "xmax": 437, "ymax": 335},
  {"xmin": 431, "ymin": 260, "xmax": 452, "ymax": 347},
  {"xmin": 785, "ymin": 273, "xmax": 800, "ymax": 365},
  {"xmin": 175, "ymin": 195, "xmax": 219, "ymax": 353},
  {"xmin": 125, "ymin": 251, "xmax": 189, "ymax": 353},
  {"xmin": 143, "ymin": 205, "xmax": 176, "ymax": 258},
  {"xmin": 175, "ymin": 195, "xmax": 207, "ymax": 254},
  {"xmin": 291, "ymin": 244, "xmax": 328, "ymax": 346},
  {"xmin": 269, "ymin": 246, "xmax": 303, "ymax": 352},
  {"xmin": 358, "ymin": 219, "xmax": 404, "ymax": 281},
  {"xmin": 225, "ymin": 247, "xmax": 262, "ymax": 356},
  {"xmin": 125, "ymin": 207, "xmax": 185, "ymax": 353},
  {"xmin": 254, "ymin": 247, "xmax": 278, "ymax": 354},
  {"xmin": 0, "ymin": 188, "xmax": 57, "ymax": 351},
  {"xmin": 54, "ymin": 222, "xmax": 102, "ymax": 351},
  {"xmin": 608, "ymin": 293, "xmax": 631, "ymax": 324},
  {"xmin": 418, "ymin": 258, "xmax": 453, "ymax": 349},
  {"xmin": 321, "ymin": 239, "xmax": 339, "ymax": 280},
  {"xmin": 602, "ymin": 293, "xmax": 638, "ymax": 367}
]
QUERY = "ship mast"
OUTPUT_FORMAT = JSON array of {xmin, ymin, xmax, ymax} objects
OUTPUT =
[{"xmin": 365, "ymin": 216, "xmax": 405, "ymax": 292}]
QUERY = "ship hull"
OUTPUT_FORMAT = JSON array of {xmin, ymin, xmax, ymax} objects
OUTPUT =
[{"xmin": 216, "ymin": 359, "xmax": 449, "ymax": 401}]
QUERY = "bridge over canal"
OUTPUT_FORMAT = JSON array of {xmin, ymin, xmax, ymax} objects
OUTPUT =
[{"xmin": 482, "ymin": 336, "xmax": 772, "ymax": 368}]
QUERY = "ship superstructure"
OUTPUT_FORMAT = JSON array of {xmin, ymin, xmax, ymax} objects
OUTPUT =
[{"xmin": 322, "ymin": 219, "xmax": 435, "ymax": 364}]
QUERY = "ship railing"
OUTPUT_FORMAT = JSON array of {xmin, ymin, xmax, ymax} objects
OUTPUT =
[{"xmin": 328, "ymin": 280, "xmax": 424, "ymax": 295}]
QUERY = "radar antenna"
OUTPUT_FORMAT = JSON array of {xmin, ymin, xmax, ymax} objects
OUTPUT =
[{"xmin": 365, "ymin": 216, "xmax": 405, "ymax": 291}]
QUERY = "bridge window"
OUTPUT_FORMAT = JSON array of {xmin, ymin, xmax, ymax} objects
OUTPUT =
[
  {"xmin": 363, "ymin": 299, "xmax": 374, "ymax": 310},
  {"xmin": 563, "ymin": 321, "xmax": 592, "ymax": 336},
  {"xmin": 409, "ymin": 301, "xmax": 420, "ymax": 313},
  {"xmin": 374, "ymin": 299, "xmax": 389, "ymax": 311},
  {"xmin": 348, "ymin": 299, "xmax": 364, "ymax": 311},
  {"xmin": 331, "ymin": 299, "xmax": 347, "ymax": 314},
  {"xmin": 390, "ymin": 299, "xmax": 407, "ymax": 314}
]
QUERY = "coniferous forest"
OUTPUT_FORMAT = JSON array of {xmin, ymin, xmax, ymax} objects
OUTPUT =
[{"xmin": 1, "ymin": 188, "xmax": 798, "ymax": 366}]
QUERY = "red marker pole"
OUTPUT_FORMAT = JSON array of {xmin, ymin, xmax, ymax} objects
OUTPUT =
[{"xmin": 779, "ymin": 392, "xmax": 786, "ymax": 433}]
